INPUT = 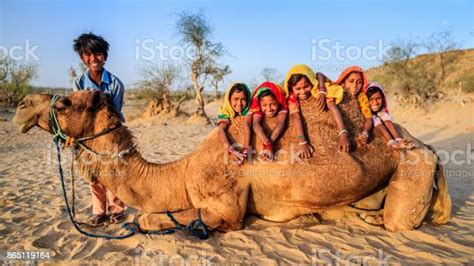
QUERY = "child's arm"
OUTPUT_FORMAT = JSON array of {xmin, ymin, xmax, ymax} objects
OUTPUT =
[
  {"xmin": 315, "ymin": 72, "xmax": 327, "ymax": 111},
  {"xmin": 242, "ymin": 115, "xmax": 253, "ymax": 159},
  {"xmin": 384, "ymin": 120, "xmax": 401, "ymax": 140},
  {"xmin": 357, "ymin": 118, "xmax": 373, "ymax": 144},
  {"xmin": 218, "ymin": 122, "xmax": 244, "ymax": 163},
  {"xmin": 270, "ymin": 111, "xmax": 288, "ymax": 143},
  {"xmin": 291, "ymin": 111, "xmax": 314, "ymax": 158},
  {"xmin": 253, "ymin": 114, "xmax": 273, "ymax": 160},
  {"xmin": 327, "ymin": 99, "xmax": 350, "ymax": 152}
]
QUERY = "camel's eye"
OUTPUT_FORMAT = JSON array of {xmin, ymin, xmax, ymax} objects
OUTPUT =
[
  {"xmin": 18, "ymin": 101, "xmax": 27, "ymax": 109},
  {"xmin": 55, "ymin": 98, "xmax": 71, "ymax": 111}
]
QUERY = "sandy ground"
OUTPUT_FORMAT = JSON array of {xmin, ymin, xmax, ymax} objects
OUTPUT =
[{"xmin": 0, "ymin": 98, "xmax": 473, "ymax": 265}]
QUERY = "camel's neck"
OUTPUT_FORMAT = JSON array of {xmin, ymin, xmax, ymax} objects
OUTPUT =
[{"xmin": 78, "ymin": 126, "xmax": 192, "ymax": 213}]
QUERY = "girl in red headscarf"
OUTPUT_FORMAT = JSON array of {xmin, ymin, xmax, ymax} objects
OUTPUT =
[{"xmin": 250, "ymin": 81, "xmax": 288, "ymax": 161}]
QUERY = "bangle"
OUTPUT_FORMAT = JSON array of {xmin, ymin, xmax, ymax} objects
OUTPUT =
[
  {"xmin": 298, "ymin": 141, "xmax": 308, "ymax": 145},
  {"xmin": 362, "ymin": 131, "xmax": 369, "ymax": 138},
  {"xmin": 338, "ymin": 129, "xmax": 348, "ymax": 136},
  {"xmin": 227, "ymin": 146, "xmax": 235, "ymax": 155},
  {"xmin": 263, "ymin": 142, "xmax": 273, "ymax": 150},
  {"xmin": 387, "ymin": 139, "xmax": 397, "ymax": 146},
  {"xmin": 297, "ymin": 135, "xmax": 306, "ymax": 140},
  {"xmin": 242, "ymin": 147, "xmax": 248, "ymax": 155}
]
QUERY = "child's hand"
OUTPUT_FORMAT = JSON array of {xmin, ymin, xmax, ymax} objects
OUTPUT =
[
  {"xmin": 262, "ymin": 142, "xmax": 274, "ymax": 161},
  {"xmin": 338, "ymin": 130, "xmax": 350, "ymax": 153},
  {"xmin": 228, "ymin": 147, "xmax": 245, "ymax": 165},
  {"xmin": 356, "ymin": 131, "xmax": 369, "ymax": 145},
  {"xmin": 298, "ymin": 142, "xmax": 314, "ymax": 158}
]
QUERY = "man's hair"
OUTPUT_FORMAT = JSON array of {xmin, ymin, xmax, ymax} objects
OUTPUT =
[{"xmin": 73, "ymin": 32, "xmax": 110, "ymax": 59}]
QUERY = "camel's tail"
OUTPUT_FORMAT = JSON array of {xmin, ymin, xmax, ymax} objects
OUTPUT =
[{"xmin": 426, "ymin": 144, "xmax": 452, "ymax": 225}]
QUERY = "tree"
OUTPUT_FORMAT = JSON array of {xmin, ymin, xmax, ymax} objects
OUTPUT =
[
  {"xmin": 209, "ymin": 65, "xmax": 231, "ymax": 99},
  {"xmin": 0, "ymin": 56, "xmax": 37, "ymax": 107},
  {"xmin": 176, "ymin": 11, "xmax": 225, "ymax": 123},
  {"xmin": 137, "ymin": 63, "xmax": 187, "ymax": 118},
  {"xmin": 260, "ymin": 67, "xmax": 282, "ymax": 82}
]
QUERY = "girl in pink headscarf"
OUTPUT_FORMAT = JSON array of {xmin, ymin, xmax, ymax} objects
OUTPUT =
[{"xmin": 366, "ymin": 82, "xmax": 415, "ymax": 149}]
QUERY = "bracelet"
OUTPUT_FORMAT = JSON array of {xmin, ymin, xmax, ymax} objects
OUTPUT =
[
  {"xmin": 338, "ymin": 129, "xmax": 348, "ymax": 136},
  {"xmin": 298, "ymin": 141, "xmax": 308, "ymax": 145},
  {"xmin": 297, "ymin": 135, "xmax": 306, "ymax": 140},
  {"xmin": 242, "ymin": 147, "xmax": 248, "ymax": 155},
  {"xmin": 227, "ymin": 147, "xmax": 235, "ymax": 155},
  {"xmin": 362, "ymin": 131, "xmax": 369, "ymax": 138},
  {"xmin": 263, "ymin": 142, "xmax": 273, "ymax": 150},
  {"xmin": 387, "ymin": 139, "xmax": 397, "ymax": 146}
]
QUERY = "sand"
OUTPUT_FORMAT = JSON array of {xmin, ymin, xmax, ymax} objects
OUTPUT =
[{"xmin": 0, "ymin": 98, "xmax": 473, "ymax": 264}]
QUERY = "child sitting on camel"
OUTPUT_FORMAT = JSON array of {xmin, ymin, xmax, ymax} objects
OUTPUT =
[
  {"xmin": 334, "ymin": 66, "xmax": 373, "ymax": 146},
  {"xmin": 284, "ymin": 65, "xmax": 350, "ymax": 155},
  {"xmin": 217, "ymin": 82, "xmax": 253, "ymax": 164},
  {"xmin": 250, "ymin": 81, "xmax": 288, "ymax": 161},
  {"xmin": 366, "ymin": 82, "xmax": 415, "ymax": 149}
]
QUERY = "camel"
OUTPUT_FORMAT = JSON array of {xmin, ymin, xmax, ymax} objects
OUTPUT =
[{"xmin": 13, "ymin": 90, "xmax": 451, "ymax": 233}]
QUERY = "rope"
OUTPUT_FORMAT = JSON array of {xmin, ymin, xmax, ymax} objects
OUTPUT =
[{"xmin": 50, "ymin": 94, "xmax": 209, "ymax": 240}]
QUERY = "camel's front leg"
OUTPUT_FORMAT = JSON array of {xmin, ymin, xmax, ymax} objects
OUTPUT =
[{"xmin": 138, "ymin": 208, "xmax": 225, "ymax": 232}]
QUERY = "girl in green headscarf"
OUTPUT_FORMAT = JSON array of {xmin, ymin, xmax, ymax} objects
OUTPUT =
[{"xmin": 217, "ymin": 82, "xmax": 252, "ymax": 164}]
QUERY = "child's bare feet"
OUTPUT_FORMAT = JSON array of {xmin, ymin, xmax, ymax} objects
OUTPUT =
[{"xmin": 396, "ymin": 138, "xmax": 416, "ymax": 149}]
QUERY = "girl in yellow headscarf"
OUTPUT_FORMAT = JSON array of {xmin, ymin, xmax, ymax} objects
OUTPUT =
[
  {"xmin": 284, "ymin": 64, "xmax": 351, "ymax": 154},
  {"xmin": 217, "ymin": 82, "xmax": 252, "ymax": 164}
]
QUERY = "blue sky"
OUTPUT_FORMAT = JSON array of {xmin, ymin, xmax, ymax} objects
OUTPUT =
[{"xmin": 0, "ymin": 0, "xmax": 473, "ymax": 90}]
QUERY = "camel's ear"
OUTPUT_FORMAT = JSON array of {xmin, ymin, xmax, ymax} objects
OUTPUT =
[
  {"xmin": 55, "ymin": 97, "xmax": 72, "ymax": 110},
  {"xmin": 88, "ymin": 90, "xmax": 103, "ymax": 111}
]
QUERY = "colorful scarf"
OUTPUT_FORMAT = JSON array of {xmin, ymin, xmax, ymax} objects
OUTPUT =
[
  {"xmin": 217, "ymin": 82, "xmax": 251, "ymax": 122},
  {"xmin": 335, "ymin": 66, "xmax": 372, "ymax": 119},
  {"xmin": 283, "ymin": 64, "xmax": 344, "ymax": 105},
  {"xmin": 250, "ymin": 81, "xmax": 288, "ymax": 116}
]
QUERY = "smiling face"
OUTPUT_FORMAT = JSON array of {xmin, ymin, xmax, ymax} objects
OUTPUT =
[
  {"xmin": 229, "ymin": 90, "xmax": 248, "ymax": 115},
  {"xmin": 81, "ymin": 50, "xmax": 106, "ymax": 73},
  {"xmin": 259, "ymin": 94, "xmax": 279, "ymax": 117},
  {"xmin": 342, "ymin": 72, "xmax": 363, "ymax": 97},
  {"xmin": 292, "ymin": 76, "xmax": 312, "ymax": 100},
  {"xmin": 368, "ymin": 90, "xmax": 384, "ymax": 112}
]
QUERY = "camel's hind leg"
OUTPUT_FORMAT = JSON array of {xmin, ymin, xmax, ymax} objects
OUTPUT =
[{"xmin": 383, "ymin": 148, "xmax": 437, "ymax": 231}]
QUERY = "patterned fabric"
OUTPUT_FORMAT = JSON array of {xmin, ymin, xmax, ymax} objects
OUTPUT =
[{"xmin": 217, "ymin": 82, "xmax": 251, "ymax": 124}]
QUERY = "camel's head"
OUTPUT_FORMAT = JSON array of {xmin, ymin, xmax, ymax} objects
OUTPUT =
[
  {"xmin": 14, "ymin": 90, "xmax": 121, "ymax": 138},
  {"xmin": 13, "ymin": 93, "xmax": 52, "ymax": 133}
]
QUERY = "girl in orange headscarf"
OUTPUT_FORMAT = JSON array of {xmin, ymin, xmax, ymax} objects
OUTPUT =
[{"xmin": 334, "ymin": 66, "xmax": 373, "ymax": 145}]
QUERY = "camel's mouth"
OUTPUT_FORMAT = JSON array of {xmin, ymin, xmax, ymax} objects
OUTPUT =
[{"xmin": 13, "ymin": 114, "xmax": 38, "ymax": 134}]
